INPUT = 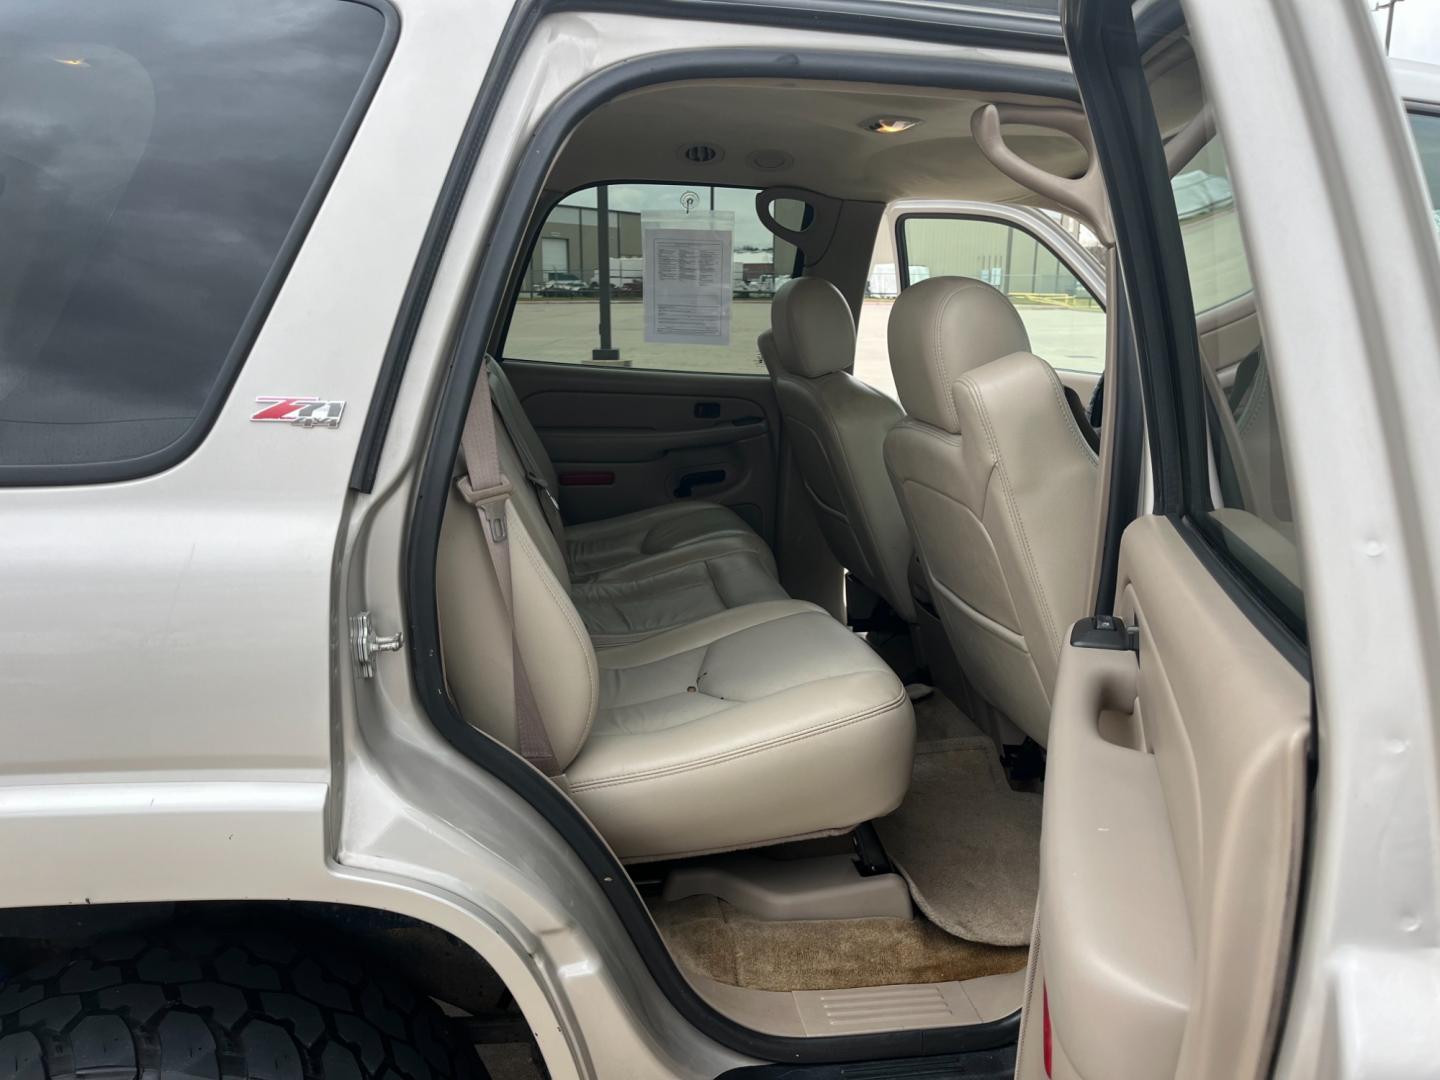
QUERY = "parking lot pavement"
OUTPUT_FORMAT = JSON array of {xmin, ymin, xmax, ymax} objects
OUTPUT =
[{"xmin": 506, "ymin": 298, "xmax": 1105, "ymax": 402}]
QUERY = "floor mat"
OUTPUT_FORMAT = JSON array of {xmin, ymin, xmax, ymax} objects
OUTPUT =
[
  {"xmin": 652, "ymin": 894, "xmax": 1027, "ymax": 992},
  {"xmin": 875, "ymin": 736, "xmax": 1042, "ymax": 947}
]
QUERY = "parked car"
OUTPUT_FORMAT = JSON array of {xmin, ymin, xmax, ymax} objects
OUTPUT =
[{"xmin": 538, "ymin": 271, "xmax": 591, "ymax": 296}]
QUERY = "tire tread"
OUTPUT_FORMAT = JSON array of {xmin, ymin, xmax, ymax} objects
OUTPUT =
[{"xmin": 0, "ymin": 928, "xmax": 484, "ymax": 1080}]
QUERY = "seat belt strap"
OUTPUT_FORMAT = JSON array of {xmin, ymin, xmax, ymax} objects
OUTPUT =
[
  {"xmin": 487, "ymin": 365, "xmax": 565, "ymax": 542},
  {"xmin": 459, "ymin": 358, "xmax": 562, "ymax": 777}
]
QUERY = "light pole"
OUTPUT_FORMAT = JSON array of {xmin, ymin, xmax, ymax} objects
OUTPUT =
[
  {"xmin": 1373, "ymin": 0, "xmax": 1407, "ymax": 55},
  {"xmin": 592, "ymin": 184, "xmax": 619, "ymax": 362}
]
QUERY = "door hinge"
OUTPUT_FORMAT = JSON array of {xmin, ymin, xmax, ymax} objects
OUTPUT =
[{"xmin": 351, "ymin": 611, "xmax": 404, "ymax": 678}]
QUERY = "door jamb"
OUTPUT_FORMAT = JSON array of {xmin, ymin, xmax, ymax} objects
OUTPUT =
[{"xmin": 398, "ymin": 41, "xmax": 1076, "ymax": 1066}]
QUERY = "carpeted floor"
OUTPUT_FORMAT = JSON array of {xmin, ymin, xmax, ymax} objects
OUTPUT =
[
  {"xmin": 909, "ymin": 686, "xmax": 985, "ymax": 742},
  {"xmin": 651, "ymin": 894, "xmax": 1027, "ymax": 992},
  {"xmin": 874, "ymin": 733, "xmax": 1042, "ymax": 947}
]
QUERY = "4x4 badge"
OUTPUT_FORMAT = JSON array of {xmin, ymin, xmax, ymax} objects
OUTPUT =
[{"xmin": 251, "ymin": 396, "xmax": 345, "ymax": 429}]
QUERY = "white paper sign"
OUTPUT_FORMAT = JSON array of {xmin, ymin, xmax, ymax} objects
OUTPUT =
[{"xmin": 643, "ymin": 226, "xmax": 733, "ymax": 346}]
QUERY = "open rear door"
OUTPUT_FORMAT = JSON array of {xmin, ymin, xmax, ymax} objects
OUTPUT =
[{"xmin": 1019, "ymin": 4, "xmax": 1313, "ymax": 1077}]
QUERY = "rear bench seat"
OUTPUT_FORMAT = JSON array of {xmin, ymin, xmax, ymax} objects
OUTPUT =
[
  {"xmin": 437, "ymin": 361, "xmax": 915, "ymax": 862},
  {"xmin": 489, "ymin": 362, "xmax": 788, "ymax": 645}
]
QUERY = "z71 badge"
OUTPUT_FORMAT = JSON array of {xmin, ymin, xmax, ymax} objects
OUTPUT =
[{"xmin": 251, "ymin": 396, "xmax": 346, "ymax": 429}]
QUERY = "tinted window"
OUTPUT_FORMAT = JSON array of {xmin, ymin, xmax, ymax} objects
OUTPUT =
[
  {"xmin": 1409, "ymin": 110, "xmax": 1440, "ymax": 224},
  {"xmin": 0, "ymin": 0, "xmax": 386, "ymax": 478},
  {"xmin": 899, "ymin": 216, "xmax": 1106, "ymax": 373},
  {"xmin": 1172, "ymin": 138, "xmax": 1253, "ymax": 312},
  {"xmin": 1155, "ymin": 66, "xmax": 1306, "ymax": 638},
  {"xmin": 503, "ymin": 184, "xmax": 797, "ymax": 375}
]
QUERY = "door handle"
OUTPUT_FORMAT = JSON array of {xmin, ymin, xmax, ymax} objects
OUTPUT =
[
  {"xmin": 674, "ymin": 469, "xmax": 726, "ymax": 498},
  {"xmin": 1070, "ymin": 615, "xmax": 1139, "ymax": 653}
]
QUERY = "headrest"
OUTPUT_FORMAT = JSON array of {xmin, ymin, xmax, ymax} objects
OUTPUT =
[
  {"xmin": 888, "ymin": 276, "xmax": 1031, "ymax": 432},
  {"xmin": 770, "ymin": 277, "xmax": 855, "ymax": 379},
  {"xmin": 756, "ymin": 328, "xmax": 782, "ymax": 377}
]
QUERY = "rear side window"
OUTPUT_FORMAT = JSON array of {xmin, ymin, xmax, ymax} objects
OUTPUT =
[
  {"xmin": 0, "ymin": 0, "xmax": 389, "ymax": 482},
  {"xmin": 501, "ymin": 183, "xmax": 802, "ymax": 376},
  {"xmin": 897, "ymin": 216, "xmax": 1106, "ymax": 374}
]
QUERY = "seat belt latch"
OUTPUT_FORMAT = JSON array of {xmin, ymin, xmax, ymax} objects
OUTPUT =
[{"xmin": 457, "ymin": 475, "xmax": 514, "ymax": 542}]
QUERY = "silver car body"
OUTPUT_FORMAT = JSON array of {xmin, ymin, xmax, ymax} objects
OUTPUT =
[{"xmin": 3, "ymin": 3, "xmax": 1439, "ymax": 1078}]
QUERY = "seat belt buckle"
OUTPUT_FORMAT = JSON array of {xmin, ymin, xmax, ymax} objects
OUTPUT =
[{"xmin": 457, "ymin": 475, "xmax": 514, "ymax": 542}]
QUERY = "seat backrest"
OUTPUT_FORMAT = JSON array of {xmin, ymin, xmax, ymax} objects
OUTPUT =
[
  {"xmin": 766, "ymin": 277, "xmax": 913, "ymax": 620},
  {"xmin": 437, "ymin": 392, "xmax": 598, "ymax": 771},
  {"xmin": 884, "ymin": 276, "xmax": 1099, "ymax": 745}
]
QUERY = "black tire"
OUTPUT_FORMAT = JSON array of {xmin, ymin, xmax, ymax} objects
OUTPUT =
[{"xmin": 0, "ymin": 925, "xmax": 487, "ymax": 1080}]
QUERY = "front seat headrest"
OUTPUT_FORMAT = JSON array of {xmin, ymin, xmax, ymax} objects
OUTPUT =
[
  {"xmin": 888, "ymin": 276, "xmax": 1031, "ymax": 433},
  {"xmin": 756, "ymin": 328, "xmax": 782, "ymax": 377},
  {"xmin": 771, "ymin": 277, "xmax": 856, "ymax": 379}
]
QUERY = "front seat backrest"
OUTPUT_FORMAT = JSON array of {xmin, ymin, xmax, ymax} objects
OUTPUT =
[
  {"xmin": 884, "ymin": 276, "xmax": 1099, "ymax": 745},
  {"xmin": 768, "ymin": 277, "xmax": 914, "ymax": 621}
]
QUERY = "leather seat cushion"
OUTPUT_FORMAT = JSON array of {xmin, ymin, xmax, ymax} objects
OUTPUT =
[
  {"xmin": 563, "ymin": 500, "xmax": 785, "ymax": 643},
  {"xmin": 565, "ymin": 501, "xmax": 775, "ymax": 579},
  {"xmin": 573, "ymin": 548, "xmax": 789, "ymax": 645},
  {"xmin": 566, "ymin": 601, "xmax": 915, "ymax": 861}
]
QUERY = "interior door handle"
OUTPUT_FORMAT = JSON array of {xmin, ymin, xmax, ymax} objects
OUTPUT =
[
  {"xmin": 674, "ymin": 469, "xmax": 726, "ymax": 498},
  {"xmin": 1070, "ymin": 615, "xmax": 1139, "ymax": 653}
]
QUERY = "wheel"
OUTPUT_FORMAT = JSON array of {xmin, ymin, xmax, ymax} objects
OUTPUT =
[{"xmin": 0, "ymin": 925, "xmax": 487, "ymax": 1079}]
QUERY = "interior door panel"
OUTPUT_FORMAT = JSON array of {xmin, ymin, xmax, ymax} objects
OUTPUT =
[
  {"xmin": 1022, "ymin": 516, "xmax": 1309, "ymax": 1080},
  {"xmin": 500, "ymin": 359, "xmax": 780, "ymax": 541},
  {"xmin": 1197, "ymin": 293, "xmax": 1262, "ymax": 387}
]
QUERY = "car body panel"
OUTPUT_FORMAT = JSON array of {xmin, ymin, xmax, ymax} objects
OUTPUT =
[{"xmin": 1, "ymin": 0, "xmax": 1439, "ymax": 1076}]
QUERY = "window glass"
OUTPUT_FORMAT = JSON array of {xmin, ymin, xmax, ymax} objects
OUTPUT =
[
  {"xmin": 1173, "ymin": 138, "xmax": 1253, "ymax": 312},
  {"xmin": 504, "ymin": 184, "xmax": 795, "ymax": 375},
  {"xmin": 0, "ymin": 0, "xmax": 385, "ymax": 476},
  {"xmin": 1160, "ymin": 71, "xmax": 1305, "ymax": 636},
  {"xmin": 1408, "ymin": 110, "xmax": 1440, "ymax": 227},
  {"xmin": 898, "ymin": 216, "xmax": 1106, "ymax": 373}
]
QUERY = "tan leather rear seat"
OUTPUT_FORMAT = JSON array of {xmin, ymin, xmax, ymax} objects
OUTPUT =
[
  {"xmin": 489, "ymin": 363, "xmax": 788, "ymax": 644},
  {"xmin": 437, "ymin": 364, "xmax": 915, "ymax": 861}
]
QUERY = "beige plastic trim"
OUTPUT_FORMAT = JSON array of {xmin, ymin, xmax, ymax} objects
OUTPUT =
[
  {"xmin": 660, "ymin": 854, "xmax": 913, "ymax": 921},
  {"xmin": 754, "ymin": 185, "xmax": 843, "ymax": 264},
  {"xmin": 970, "ymin": 103, "xmax": 1114, "ymax": 245},
  {"xmin": 1040, "ymin": 642, "xmax": 1191, "ymax": 1080},
  {"xmin": 1035, "ymin": 517, "xmax": 1310, "ymax": 1080},
  {"xmin": 1083, "ymin": 247, "xmax": 1122, "ymax": 611},
  {"xmin": 1163, "ymin": 105, "xmax": 1216, "ymax": 177},
  {"xmin": 684, "ymin": 970, "xmax": 1026, "ymax": 1038}
]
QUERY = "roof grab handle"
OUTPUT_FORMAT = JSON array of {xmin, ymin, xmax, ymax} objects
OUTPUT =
[
  {"xmin": 970, "ymin": 103, "xmax": 1114, "ymax": 246},
  {"xmin": 1163, "ymin": 105, "xmax": 1216, "ymax": 178}
]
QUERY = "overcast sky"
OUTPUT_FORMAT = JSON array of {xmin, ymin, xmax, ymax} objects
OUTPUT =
[{"xmin": 1372, "ymin": 0, "xmax": 1440, "ymax": 64}]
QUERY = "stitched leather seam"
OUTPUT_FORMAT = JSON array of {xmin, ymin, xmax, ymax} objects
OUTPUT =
[
  {"xmin": 818, "ymin": 382, "xmax": 909, "ymax": 603},
  {"xmin": 569, "ymin": 688, "xmax": 908, "ymax": 791},
  {"xmin": 1238, "ymin": 366, "xmax": 1268, "ymax": 436},
  {"xmin": 928, "ymin": 287, "xmax": 967, "ymax": 431},
  {"xmin": 593, "ymin": 606, "xmax": 820, "ymax": 667},
  {"xmin": 1039, "ymin": 361, "xmax": 1100, "ymax": 464},
  {"xmin": 789, "ymin": 409, "xmax": 882, "ymax": 585}
]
